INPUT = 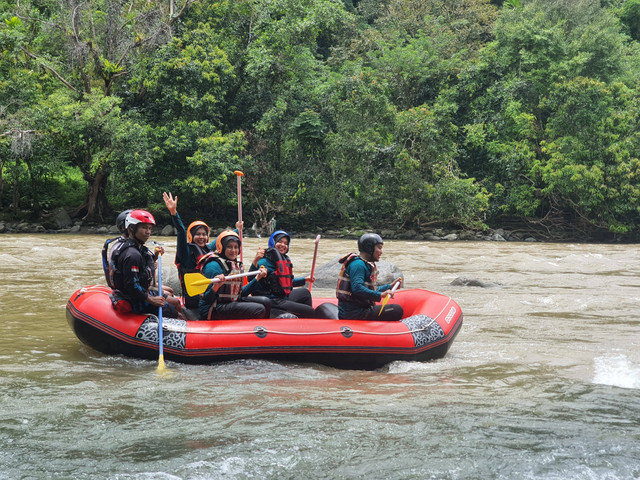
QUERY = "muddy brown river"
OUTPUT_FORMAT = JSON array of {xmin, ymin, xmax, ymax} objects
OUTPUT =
[{"xmin": 1, "ymin": 235, "xmax": 638, "ymax": 479}]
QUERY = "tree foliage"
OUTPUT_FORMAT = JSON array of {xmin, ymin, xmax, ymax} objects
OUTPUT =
[
  {"xmin": 2, "ymin": 0, "xmax": 640, "ymax": 237},
  {"xmin": 456, "ymin": 0, "xmax": 640, "ymax": 234}
]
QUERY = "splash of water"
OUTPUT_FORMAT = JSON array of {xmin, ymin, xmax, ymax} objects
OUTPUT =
[{"xmin": 593, "ymin": 355, "xmax": 640, "ymax": 389}]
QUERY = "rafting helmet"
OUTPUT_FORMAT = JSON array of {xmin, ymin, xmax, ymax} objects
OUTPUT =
[
  {"xmin": 115, "ymin": 209, "xmax": 133, "ymax": 234},
  {"xmin": 268, "ymin": 230, "xmax": 290, "ymax": 253},
  {"xmin": 125, "ymin": 210, "xmax": 156, "ymax": 231},
  {"xmin": 358, "ymin": 233, "xmax": 383, "ymax": 256},
  {"xmin": 216, "ymin": 230, "xmax": 241, "ymax": 257},
  {"xmin": 187, "ymin": 220, "xmax": 210, "ymax": 243}
]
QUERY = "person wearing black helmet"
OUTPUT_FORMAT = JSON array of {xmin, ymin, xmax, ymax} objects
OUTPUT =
[
  {"xmin": 101, "ymin": 209, "xmax": 132, "ymax": 288},
  {"xmin": 336, "ymin": 233, "xmax": 403, "ymax": 321}
]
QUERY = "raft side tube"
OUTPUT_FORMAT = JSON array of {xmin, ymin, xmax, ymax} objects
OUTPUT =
[{"xmin": 65, "ymin": 286, "xmax": 463, "ymax": 370}]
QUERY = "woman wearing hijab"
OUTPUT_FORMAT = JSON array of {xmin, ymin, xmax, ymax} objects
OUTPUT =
[
  {"xmin": 164, "ymin": 192, "xmax": 213, "ymax": 309},
  {"xmin": 252, "ymin": 230, "xmax": 316, "ymax": 318},
  {"xmin": 197, "ymin": 231, "xmax": 269, "ymax": 320}
]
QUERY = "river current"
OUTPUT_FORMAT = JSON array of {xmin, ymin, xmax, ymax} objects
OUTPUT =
[{"xmin": 0, "ymin": 235, "xmax": 639, "ymax": 479}]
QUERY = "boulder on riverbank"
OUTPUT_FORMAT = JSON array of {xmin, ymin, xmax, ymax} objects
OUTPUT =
[
  {"xmin": 44, "ymin": 208, "xmax": 73, "ymax": 229},
  {"xmin": 161, "ymin": 262, "xmax": 182, "ymax": 294}
]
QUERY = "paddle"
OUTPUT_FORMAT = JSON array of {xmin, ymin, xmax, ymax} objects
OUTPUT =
[
  {"xmin": 378, "ymin": 280, "xmax": 401, "ymax": 316},
  {"xmin": 308, "ymin": 234, "xmax": 321, "ymax": 292},
  {"xmin": 183, "ymin": 270, "xmax": 262, "ymax": 297},
  {"xmin": 234, "ymin": 170, "xmax": 244, "ymax": 263},
  {"xmin": 156, "ymin": 252, "xmax": 166, "ymax": 372}
]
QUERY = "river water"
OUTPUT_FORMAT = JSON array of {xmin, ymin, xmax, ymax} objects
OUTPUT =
[{"xmin": 0, "ymin": 234, "xmax": 639, "ymax": 479}]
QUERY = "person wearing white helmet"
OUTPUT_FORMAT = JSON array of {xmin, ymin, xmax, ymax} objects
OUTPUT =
[
  {"xmin": 111, "ymin": 209, "xmax": 181, "ymax": 318},
  {"xmin": 336, "ymin": 233, "xmax": 403, "ymax": 321}
]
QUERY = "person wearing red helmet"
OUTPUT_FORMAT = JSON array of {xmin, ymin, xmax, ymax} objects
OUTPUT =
[
  {"xmin": 336, "ymin": 233, "xmax": 403, "ymax": 321},
  {"xmin": 111, "ymin": 209, "xmax": 181, "ymax": 318},
  {"xmin": 197, "ymin": 230, "xmax": 269, "ymax": 320}
]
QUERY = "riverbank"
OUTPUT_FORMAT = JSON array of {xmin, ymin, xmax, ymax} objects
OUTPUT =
[
  {"xmin": 0, "ymin": 217, "xmax": 631, "ymax": 243},
  {"xmin": 2, "ymin": 204, "xmax": 634, "ymax": 242}
]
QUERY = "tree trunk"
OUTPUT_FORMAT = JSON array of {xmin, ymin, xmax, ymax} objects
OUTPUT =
[
  {"xmin": 0, "ymin": 156, "xmax": 4, "ymax": 208},
  {"xmin": 24, "ymin": 156, "xmax": 40, "ymax": 216},
  {"xmin": 12, "ymin": 179, "xmax": 19, "ymax": 217},
  {"xmin": 82, "ymin": 169, "xmax": 110, "ymax": 223}
]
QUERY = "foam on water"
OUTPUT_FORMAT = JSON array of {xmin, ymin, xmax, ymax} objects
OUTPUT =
[{"xmin": 593, "ymin": 355, "xmax": 640, "ymax": 389}]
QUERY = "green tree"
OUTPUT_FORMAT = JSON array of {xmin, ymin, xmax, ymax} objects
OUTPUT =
[
  {"xmin": 232, "ymin": 0, "xmax": 356, "ymax": 227},
  {"xmin": 457, "ymin": 0, "xmax": 640, "ymax": 232},
  {"xmin": 539, "ymin": 78, "xmax": 640, "ymax": 232},
  {"xmin": 319, "ymin": 65, "xmax": 397, "ymax": 222},
  {"xmin": 1, "ymin": 11, "xmax": 62, "ymax": 216},
  {"xmin": 393, "ymin": 100, "xmax": 489, "ymax": 227},
  {"xmin": 121, "ymin": 9, "xmax": 242, "ymax": 216},
  {"xmin": 7, "ymin": 0, "xmax": 194, "ymax": 221},
  {"xmin": 348, "ymin": 0, "xmax": 497, "ymax": 109},
  {"xmin": 619, "ymin": 0, "xmax": 640, "ymax": 41}
]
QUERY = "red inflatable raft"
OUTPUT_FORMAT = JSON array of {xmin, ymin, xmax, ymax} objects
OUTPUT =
[{"xmin": 66, "ymin": 286, "xmax": 463, "ymax": 370}]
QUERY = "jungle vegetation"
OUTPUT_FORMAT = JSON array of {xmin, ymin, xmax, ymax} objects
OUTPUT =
[{"xmin": 2, "ymin": 0, "xmax": 640, "ymax": 239}]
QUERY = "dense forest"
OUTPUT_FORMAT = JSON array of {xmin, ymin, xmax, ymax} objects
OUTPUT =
[{"xmin": 2, "ymin": 0, "xmax": 640, "ymax": 239}]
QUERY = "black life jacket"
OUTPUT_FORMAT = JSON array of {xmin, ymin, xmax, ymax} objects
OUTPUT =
[
  {"xmin": 102, "ymin": 236, "xmax": 123, "ymax": 288},
  {"xmin": 177, "ymin": 242, "xmax": 211, "ymax": 308},
  {"xmin": 107, "ymin": 237, "xmax": 135, "ymax": 290},
  {"xmin": 335, "ymin": 253, "xmax": 378, "ymax": 307},
  {"xmin": 196, "ymin": 253, "xmax": 243, "ymax": 305},
  {"xmin": 111, "ymin": 239, "xmax": 155, "ymax": 294},
  {"xmin": 256, "ymin": 248, "xmax": 294, "ymax": 297}
]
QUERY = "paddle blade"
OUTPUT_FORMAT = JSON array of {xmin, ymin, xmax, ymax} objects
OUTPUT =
[
  {"xmin": 157, "ymin": 354, "xmax": 166, "ymax": 372},
  {"xmin": 184, "ymin": 272, "xmax": 213, "ymax": 296},
  {"xmin": 378, "ymin": 295, "xmax": 391, "ymax": 316},
  {"xmin": 378, "ymin": 281, "xmax": 400, "ymax": 316}
]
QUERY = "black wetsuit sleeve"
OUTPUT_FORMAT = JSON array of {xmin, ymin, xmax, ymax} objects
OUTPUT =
[{"xmin": 120, "ymin": 249, "xmax": 149, "ymax": 303}]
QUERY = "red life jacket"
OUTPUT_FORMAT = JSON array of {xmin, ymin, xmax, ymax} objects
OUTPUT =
[{"xmin": 260, "ymin": 248, "xmax": 294, "ymax": 297}]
